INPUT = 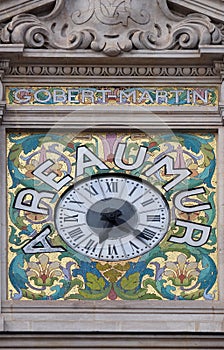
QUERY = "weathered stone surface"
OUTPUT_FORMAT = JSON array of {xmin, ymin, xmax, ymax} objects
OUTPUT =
[
  {"xmin": 0, "ymin": 0, "xmax": 223, "ymax": 56},
  {"xmin": 0, "ymin": 0, "xmax": 224, "ymax": 342},
  {"xmin": 0, "ymin": 0, "xmax": 56, "ymax": 22},
  {"xmin": 169, "ymin": 0, "xmax": 224, "ymax": 23},
  {"xmin": 0, "ymin": 333, "xmax": 224, "ymax": 349}
]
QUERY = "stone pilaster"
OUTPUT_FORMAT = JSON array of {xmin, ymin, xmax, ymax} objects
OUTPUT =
[
  {"xmin": 214, "ymin": 60, "xmax": 224, "ymax": 124},
  {"xmin": 0, "ymin": 60, "xmax": 9, "ymax": 124},
  {"xmin": 0, "ymin": 59, "xmax": 9, "ymax": 331}
]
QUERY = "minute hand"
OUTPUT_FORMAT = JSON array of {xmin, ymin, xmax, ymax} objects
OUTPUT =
[{"xmin": 114, "ymin": 217, "xmax": 140, "ymax": 236}]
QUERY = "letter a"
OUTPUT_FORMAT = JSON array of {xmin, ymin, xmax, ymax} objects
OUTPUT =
[
  {"xmin": 23, "ymin": 226, "xmax": 65, "ymax": 253},
  {"xmin": 76, "ymin": 146, "xmax": 109, "ymax": 177}
]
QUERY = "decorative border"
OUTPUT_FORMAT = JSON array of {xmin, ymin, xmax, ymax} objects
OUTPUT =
[
  {"xmin": 6, "ymin": 65, "xmax": 218, "ymax": 77},
  {"xmin": 7, "ymin": 130, "xmax": 217, "ymax": 302}
]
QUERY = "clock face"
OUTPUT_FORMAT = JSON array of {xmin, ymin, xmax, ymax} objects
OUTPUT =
[{"xmin": 55, "ymin": 173, "xmax": 170, "ymax": 261}]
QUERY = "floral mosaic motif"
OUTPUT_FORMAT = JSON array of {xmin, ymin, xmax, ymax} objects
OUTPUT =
[
  {"xmin": 164, "ymin": 254, "xmax": 199, "ymax": 287},
  {"xmin": 26, "ymin": 254, "xmax": 62, "ymax": 287},
  {"xmin": 7, "ymin": 131, "xmax": 217, "ymax": 300}
]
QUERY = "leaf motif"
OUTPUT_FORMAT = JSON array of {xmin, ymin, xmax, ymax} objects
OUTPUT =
[
  {"xmin": 180, "ymin": 289, "xmax": 204, "ymax": 300},
  {"xmin": 162, "ymin": 244, "xmax": 192, "ymax": 259},
  {"xmin": 140, "ymin": 293, "xmax": 162, "ymax": 300},
  {"xmin": 176, "ymin": 133, "xmax": 214, "ymax": 154},
  {"xmin": 8, "ymin": 89, "xmax": 15, "ymax": 104},
  {"xmin": 210, "ymin": 90, "xmax": 217, "ymax": 105},
  {"xmin": 9, "ymin": 225, "xmax": 22, "ymax": 245},
  {"xmin": 143, "ymin": 278, "xmax": 157, "ymax": 289},
  {"xmin": 201, "ymin": 144, "xmax": 215, "ymax": 167},
  {"xmin": 78, "ymin": 288, "xmax": 110, "ymax": 300},
  {"xmin": 120, "ymin": 272, "xmax": 140, "ymax": 291},
  {"xmin": 86, "ymin": 272, "xmax": 105, "ymax": 291},
  {"xmin": 9, "ymin": 144, "xmax": 23, "ymax": 167},
  {"xmin": 22, "ymin": 136, "xmax": 40, "ymax": 154},
  {"xmin": 96, "ymin": 263, "xmax": 111, "ymax": 271},
  {"xmin": 22, "ymin": 289, "xmax": 46, "ymax": 300},
  {"xmin": 180, "ymin": 135, "xmax": 201, "ymax": 154},
  {"xmin": 103, "ymin": 269, "xmax": 122, "ymax": 283},
  {"xmin": 114, "ymin": 262, "xmax": 130, "ymax": 271},
  {"xmin": 70, "ymin": 278, "xmax": 84, "ymax": 288}
]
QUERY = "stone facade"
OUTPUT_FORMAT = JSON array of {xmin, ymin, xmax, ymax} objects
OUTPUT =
[{"xmin": 0, "ymin": 0, "xmax": 224, "ymax": 348}]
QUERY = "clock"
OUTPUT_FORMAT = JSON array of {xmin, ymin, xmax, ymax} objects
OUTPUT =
[{"xmin": 55, "ymin": 173, "xmax": 170, "ymax": 261}]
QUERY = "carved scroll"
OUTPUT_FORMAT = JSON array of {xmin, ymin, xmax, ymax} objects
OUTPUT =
[{"xmin": 0, "ymin": 0, "xmax": 223, "ymax": 56}]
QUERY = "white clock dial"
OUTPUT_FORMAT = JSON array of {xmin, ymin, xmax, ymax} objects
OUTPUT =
[{"xmin": 55, "ymin": 173, "xmax": 170, "ymax": 261}]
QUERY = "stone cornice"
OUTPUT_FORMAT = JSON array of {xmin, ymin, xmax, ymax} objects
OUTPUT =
[
  {"xmin": 169, "ymin": 0, "xmax": 224, "ymax": 23},
  {"xmin": 3, "ymin": 106, "xmax": 222, "ymax": 128},
  {"xmin": 0, "ymin": 0, "xmax": 56, "ymax": 22},
  {"xmin": 0, "ymin": 333, "xmax": 224, "ymax": 348},
  {"xmin": 0, "ymin": 332, "xmax": 224, "ymax": 350}
]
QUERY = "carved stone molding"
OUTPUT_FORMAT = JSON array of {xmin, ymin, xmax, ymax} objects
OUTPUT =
[
  {"xmin": 0, "ymin": 59, "xmax": 9, "ymax": 123},
  {"xmin": 0, "ymin": 60, "xmax": 10, "ymax": 94},
  {"xmin": 169, "ymin": 0, "xmax": 224, "ymax": 23},
  {"xmin": 7, "ymin": 64, "xmax": 218, "ymax": 77},
  {"xmin": 0, "ymin": 333, "xmax": 224, "ymax": 349},
  {"xmin": 214, "ymin": 60, "xmax": 224, "ymax": 77},
  {"xmin": 0, "ymin": 0, "xmax": 56, "ymax": 22},
  {"xmin": 0, "ymin": 0, "xmax": 223, "ymax": 56},
  {"xmin": 0, "ymin": 102, "xmax": 6, "ymax": 123}
]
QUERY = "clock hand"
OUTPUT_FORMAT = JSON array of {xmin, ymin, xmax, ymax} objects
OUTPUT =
[
  {"xmin": 98, "ymin": 221, "xmax": 113, "ymax": 244},
  {"xmin": 99, "ymin": 209, "xmax": 121, "ymax": 243},
  {"xmin": 101, "ymin": 208, "xmax": 140, "ymax": 237},
  {"xmin": 114, "ymin": 216, "xmax": 141, "ymax": 237}
]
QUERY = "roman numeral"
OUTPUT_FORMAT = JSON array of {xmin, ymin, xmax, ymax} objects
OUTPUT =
[
  {"xmin": 67, "ymin": 227, "xmax": 85, "ymax": 240},
  {"xmin": 84, "ymin": 185, "xmax": 98, "ymax": 196},
  {"xmin": 70, "ymin": 200, "xmax": 84, "ymax": 206},
  {"xmin": 128, "ymin": 186, "xmax": 138, "ymax": 197},
  {"xmin": 107, "ymin": 244, "xmax": 118, "ymax": 256},
  {"xmin": 84, "ymin": 239, "xmax": 98, "ymax": 251},
  {"xmin": 106, "ymin": 181, "xmax": 118, "ymax": 193},
  {"xmin": 141, "ymin": 198, "xmax": 154, "ymax": 207},
  {"xmin": 64, "ymin": 214, "xmax": 78, "ymax": 222},
  {"xmin": 129, "ymin": 241, "xmax": 140, "ymax": 252},
  {"xmin": 147, "ymin": 215, "xmax": 161, "ymax": 222},
  {"xmin": 137, "ymin": 228, "xmax": 157, "ymax": 241}
]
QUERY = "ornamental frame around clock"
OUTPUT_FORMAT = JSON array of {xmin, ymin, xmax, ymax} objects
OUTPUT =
[{"xmin": 7, "ymin": 126, "xmax": 218, "ymax": 303}]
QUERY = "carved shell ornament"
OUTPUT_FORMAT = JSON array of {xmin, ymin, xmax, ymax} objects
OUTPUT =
[{"xmin": 0, "ymin": 0, "xmax": 223, "ymax": 56}]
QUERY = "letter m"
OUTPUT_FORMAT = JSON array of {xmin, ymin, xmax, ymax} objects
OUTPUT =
[{"xmin": 144, "ymin": 155, "xmax": 191, "ymax": 192}]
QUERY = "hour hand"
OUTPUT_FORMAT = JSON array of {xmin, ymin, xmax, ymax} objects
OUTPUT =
[{"xmin": 98, "ymin": 221, "xmax": 113, "ymax": 244}]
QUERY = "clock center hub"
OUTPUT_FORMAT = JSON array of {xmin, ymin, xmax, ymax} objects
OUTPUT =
[
  {"xmin": 100, "ymin": 208, "xmax": 122, "ymax": 224},
  {"xmin": 86, "ymin": 198, "xmax": 138, "ymax": 241}
]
